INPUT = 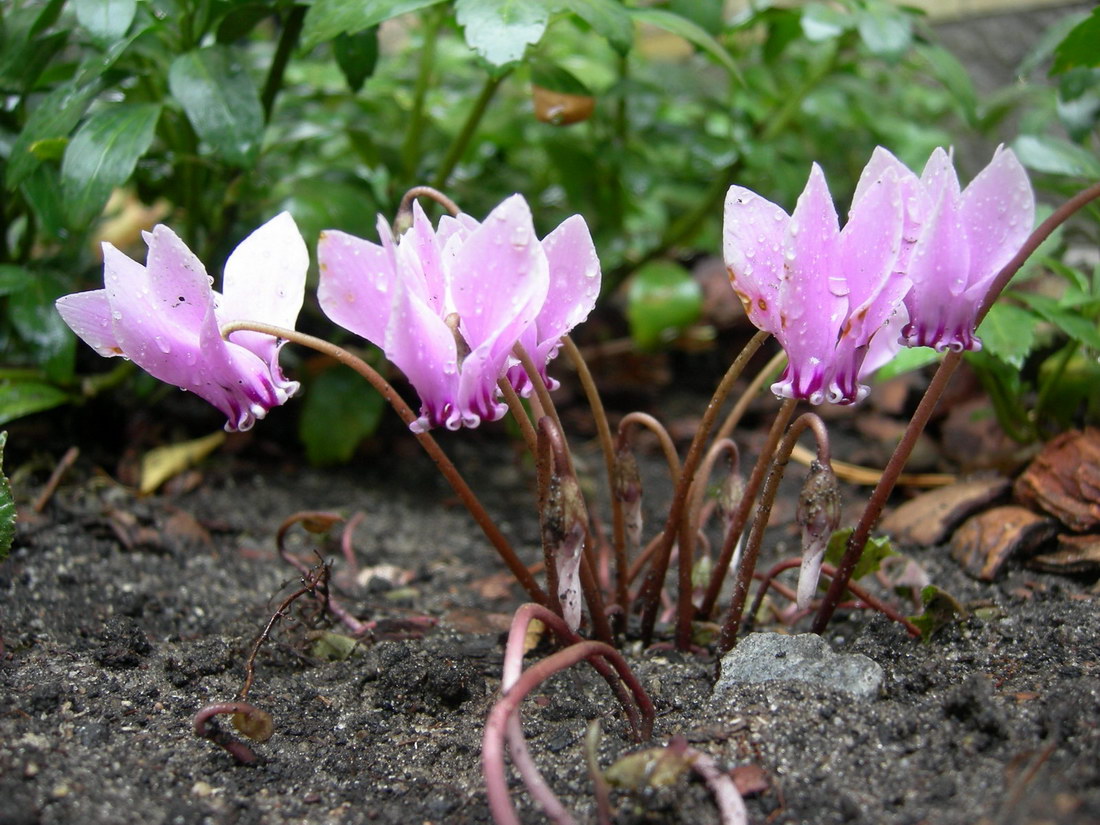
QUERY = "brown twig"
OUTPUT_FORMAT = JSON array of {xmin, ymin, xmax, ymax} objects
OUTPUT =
[{"xmin": 32, "ymin": 446, "xmax": 79, "ymax": 512}]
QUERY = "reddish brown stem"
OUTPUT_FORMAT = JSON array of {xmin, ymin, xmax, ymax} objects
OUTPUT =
[{"xmin": 193, "ymin": 702, "xmax": 270, "ymax": 764}]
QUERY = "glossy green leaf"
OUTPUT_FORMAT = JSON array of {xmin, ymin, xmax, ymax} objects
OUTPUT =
[
  {"xmin": 0, "ymin": 432, "xmax": 12, "ymax": 562},
  {"xmin": 20, "ymin": 165, "xmax": 68, "ymax": 241},
  {"xmin": 800, "ymin": 2, "xmax": 851, "ymax": 42},
  {"xmin": 909, "ymin": 585, "xmax": 967, "ymax": 642},
  {"xmin": 216, "ymin": 3, "xmax": 274, "ymax": 42},
  {"xmin": 168, "ymin": 46, "xmax": 264, "ymax": 167},
  {"xmin": 554, "ymin": 0, "xmax": 633, "ymax": 55},
  {"xmin": 302, "ymin": 0, "xmax": 448, "ymax": 49},
  {"xmin": 856, "ymin": 1, "xmax": 912, "ymax": 60},
  {"xmin": 1012, "ymin": 134, "xmax": 1100, "ymax": 179},
  {"xmin": 334, "ymin": 27, "xmax": 380, "ymax": 92},
  {"xmin": 0, "ymin": 382, "xmax": 70, "ymax": 427},
  {"xmin": 299, "ymin": 365, "xmax": 384, "ymax": 465},
  {"xmin": 60, "ymin": 103, "xmax": 161, "ymax": 227},
  {"xmin": 977, "ymin": 302, "xmax": 1037, "ymax": 370},
  {"xmin": 630, "ymin": 7, "xmax": 742, "ymax": 81},
  {"xmin": 455, "ymin": 0, "xmax": 549, "ymax": 69},
  {"xmin": 6, "ymin": 82, "xmax": 99, "ymax": 190},
  {"xmin": 1052, "ymin": 7, "xmax": 1100, "ymax": 74},
  {"xmin": 530, "ymin": 59, "xmax": 591, "ymax": 95},
  {"xmin": 1014, "ymin": 292, "xmax": 1100, "ymax": 351},
  {"xmin": 73, "ymin": 0, "xmax": 137, "ymax": 43},
  {"xmin": 824, "ymin": 528, "xmax": 896, "ymax": 582},
  {"xmin": 625, "ymin": 261, "xmax": 703, "ymax": 351},
  {"xmin": 9, "ymin": 271, "xmax": 77, "ymax": 381}
]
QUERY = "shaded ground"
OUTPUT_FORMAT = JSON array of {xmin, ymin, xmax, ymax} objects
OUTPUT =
[{"xmin": 1, "ymin": 413, "xmax": 1098, "ymax": 825}]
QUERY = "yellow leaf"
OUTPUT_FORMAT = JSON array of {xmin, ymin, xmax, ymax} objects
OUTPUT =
[{"xmin": 139, "ymin": 431, "xmax": 226, "ymax": 494}]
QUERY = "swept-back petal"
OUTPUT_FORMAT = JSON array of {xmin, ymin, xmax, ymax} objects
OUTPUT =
[
  {"xmin": 774, "ymin": 164, "xmax": 846, "ymax": 402},
  {"xmin": 399, "ymin": 200, "xmax": 447, "ymax": 313},
  {"xmin": 102, "ymin": 243, "xmax": 207, "ymax": 387},
  {"xmin": 220, "ymin": 212, "xmax": 308, "ymax": 329},
  {"xmin": 960, "ymin": 145, "xmax": 1034, "ymax": 286},
  {"xmin": 317, "ymin": 228, "xmax": 397, "ymax": 348},
  {"xmin": 55, "ymin": 290, "xmax": 122, "ymax": 357},
  {"xmin": 384, "ymin": 284, "xmax": 461, "ymax": 432},
  {"xmin": 919, "ymin": 147, "xmax": 961, "ymax": 204},
  {"xmin": 722, "ymin": 185, "xmax": 787, "ymax": 334},
  {"xmin": 142, "ymin": 225, "xmax": 216, "ymax": 331},
  {"xmin": 449, "ymin": 195, "xmax": 548, "ymax": 406}
]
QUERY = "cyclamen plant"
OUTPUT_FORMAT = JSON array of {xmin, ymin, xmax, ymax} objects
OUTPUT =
[{"xmin": 56, "ymin": 150, "xmax": 1100, "ymax": 823}]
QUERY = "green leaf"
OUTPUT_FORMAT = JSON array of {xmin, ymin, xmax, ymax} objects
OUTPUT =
[
  {"xmin": 299, "ymin": 365, "xmax": 384, "ymax": 465},
  {"xmin": 168, "ymin": 46, "xmax": 264, "ymax": 167},
  {"xmin": 60, "ymin": 103, "xmax": 161, "ymax": 228},
  {"xmin": 977, "ymin": 302, "xmax": 1037, "ymax": 370},
  {"xmin": 0, "ymin": 432, "xmax": 13, "ymax": 562},
  {"xmin": 554, "ymin": 0, "xmax": 633, "ymax": 55},
  {"xmin": 216, "ymin": 3, "xmax": 274, "ymax": 42},
  {"xmin": 0, "ymin": 381, "xmax": 70, "ymax": 427},
  {"xmin": 302, "ymin": 0, "xmax": 448, "ymax": 49},
  {"xmin": 856, "ymin": 1, "xmax": 911, "ymax": 60},
  {"xmin": 909, "ymin": 585, "xmax": 967, "ymax": 642},
  {"xmin": 800, "ymin": 2, "xmax": 851, "ymax": 42},
  {"xmin": 455, "ymin": 0, "xmax": 549, "ymax": 69},
  {"xmin": 630, "ymin": 7, "xmax": 742, "ymax": 82},
  {"xmin": 309, "ymin": 630, "xmax": 361, "ymax": 661},
  {"xmin": 1012, "ymin": 134, "xmax": 1100, "ymax": 179},
  {"xmin": 872, "ymin": 345, "xmax": 942, "ymax": 382},
  {"xmin": 334, "ymin": 27, "xmax": 380, "ymax": 92},
  {"xmin": 1052, "ymin": 7, "xmax": 1100, "ymax": 74},
  {"xmin": 0, "ymin": 266, "xmax": 33, "ymax": 297},
  {"xmin": 73, "ymin": 0, "xmax": 137, "ymax": 44},
  {"xmin": 916, "ymin": 43, "xmax": 977, "ymax": 124},
  {"xmin": 1014, "ymin": 292, "xmax": 1100, "ymax": 351},
  {"xmin": 20, "ymin": 165, "xmax": 68, "ymax": 241},
  {"xmin": 530, "ymin": 59, "xmax": 591, "ymax": 95},
  {"xmin": 9, "ymin": 271, "xmax": 77, "ymax": 381},
  {"xmin": 824, "ymin": 527, "xmax": 896, "ymax": 582},
  {"xmin": 625, "ymin": 261, "xmax": 703, "ymax": 351},
  {"xmin": 6, "ymin": 81, "xmax": 99, "ymax": 190}
]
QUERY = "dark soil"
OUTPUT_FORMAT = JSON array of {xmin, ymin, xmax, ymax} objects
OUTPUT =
[{"xmin": 1, "ymin": 404, "xmax": 1098, "ymax": 825}]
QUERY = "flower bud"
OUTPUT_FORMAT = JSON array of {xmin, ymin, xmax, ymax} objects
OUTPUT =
[{"xmin": 795, "ymin": 459, "xmax": 841, "ymax": 610}]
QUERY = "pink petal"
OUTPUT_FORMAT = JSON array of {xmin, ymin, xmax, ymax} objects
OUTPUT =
[
  {"xmin": 919, "ymin": 147, "xmax": 961, "ymax": 204},
  {"xmin": 384, "ymin": 283, "xmax": 461, "ymax": 432},
  {"xmin": 142, "ymin": 225, "xmax": 216, "ymax": 331},
  {"xmin": 777, "ymin": 164, "xmax": 845, "ymax": 402},
  {"xmin": 852, "ymin": 146, "xmax": 909, "ymax": 206},
  {"xmin": 450, "ymin": 194, "xmax": 548, "ymax": 400},
  {"xmin": 55, "ymin": 290, "xmax": 122, "ymax": 357},
  {"xmin": 317, "ymin": 228, "xmax": 397, "ymax": 347},
  {"xmin": 722, "ymin": 185, "xmax": 787, "ymax": 334},
  {"xmin": 399, "ymin": 200, "xmax": 447, "ymax": 313},
  {"xmin": 960, "ymin": 145, "xmax": 1034, "ymax": 286},
  {"xmin": 220, "ymin": 212, "xmax": 308, "ymax": 330}
]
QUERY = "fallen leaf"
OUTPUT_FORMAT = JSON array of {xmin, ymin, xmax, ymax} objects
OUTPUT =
[
  {"xmin": 1014, "ymin": 428, "xmax": 1100, "ymax": 531},
  {"xmin": 730, "ymin": 763, "xmax": 770, "ymax": 797},
  {"xmin": 950, "ymin": 506, "xmax": 1057, "ymax": 581},
  {"xmin": 139, "ymin": 432, "xmax": 226, "ymax": 494},
  {"xmin": 1027, "ymin": 533, "xmax": 1100, "ymax": 574},
  {"xmin": 881, "ymin": 477, "xmax": 1011, "ymax": 546}
]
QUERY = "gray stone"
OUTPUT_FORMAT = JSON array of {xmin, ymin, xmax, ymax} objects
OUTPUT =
[{"xmin": 714, "ymin": 633, "xmax": 884, "ymax": 699}]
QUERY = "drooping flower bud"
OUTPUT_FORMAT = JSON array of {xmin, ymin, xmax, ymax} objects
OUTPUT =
[
  {"xmin": 614, "ymin": 444, "xmax": 643, "ymax": 558},
  {"xmin": 795, "ymin": 460, "xmax": 842, "ymax": 610},
  {"xmin": 541, "ymin": 468, "xmax": 589, "ymax": 632}
]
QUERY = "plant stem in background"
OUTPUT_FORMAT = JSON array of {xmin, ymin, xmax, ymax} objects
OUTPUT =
[
  {"xmin": 812, "ymin": 178, "xmax": 1100, "ymax": 633},
  {"xmin": 261, "ymin": 4, "xmax": 307, "ymax": 123},
  {"xmin": 430, "ymin": 70, "xmax": 511, "ymax": 190},
  {"xmin": 401, "ymin": 7, "xmax": 445, "ymax": 178}
]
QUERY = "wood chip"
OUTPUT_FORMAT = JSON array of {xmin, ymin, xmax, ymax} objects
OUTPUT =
[
  {"xmin": 1027, "ymin": 533, "xmax": 1100, "ymax": 574},
  {"xmin": 1014, "ymin": 428, "xmax": 1100, "ymax": 531},
  {"xmin": 950, "ymin": 506, "xmax": 1057, "ymax": 581},
  {"xmin": 881, "ymin": 477, "xmax": 1011, "ymax": 547}
]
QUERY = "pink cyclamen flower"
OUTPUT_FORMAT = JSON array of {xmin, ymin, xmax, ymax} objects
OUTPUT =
[
  {"xmin": 56, "ymin": 213, "xmax": 307, "ymax": 431},
  {"xmin": 317, "ymin": 194, "xmax": 600, "ymax": 432},
  {"xmin": 723, "ymin": 162, "xmax": 908, "ymax": 404},
  {"xmin": 853, "ymin": 145, "xmax": 1034, "ymax": 352}
]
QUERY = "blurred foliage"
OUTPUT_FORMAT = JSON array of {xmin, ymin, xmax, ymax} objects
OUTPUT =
[{"xmin": 0, "ymin": 0, "xmax": 1096, "ymax": 458}]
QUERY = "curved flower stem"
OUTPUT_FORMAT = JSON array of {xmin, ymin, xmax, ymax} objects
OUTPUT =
[
  {"xmin": 813, "ymin": 178, "xmax": 1100, "ymax": 634},
  {"xmin": 484, "ymin": 638, "xmax": 654, "ymax": 825},
  {"xmin": 430, "ymin": 70, "xmax": 511, "ymax": 190},
  {"xmin": 638, "ymin": 330, "xmax": 768, "ymax": 646},
  {"xmin": 561, "ymin": 336, "xmax": 628, "ymax": 626},
  {"xmin": 717, "ymin": 413, "xmax": 826, "ymax": 653},
  {"xmin": 619, "ymin": 412, "xmax": 682, "ymax": 484},
  {"xmin": 397, "ymin": 184, "xmax": 461, "ymax": 221},
  {"xmin": 193, "ymin": 702, "xmax": 270, "ymax": 765},
  {"xmin": 514, "ymin": 343, "xmax": 568, "ymax": 469},
  {"xmin": 699, "ymin": 397, "xmax": 797, "ymax": 619},
  {"xmin": 221, "ymin": 321, "xmax": 548, "ymax": 607}
]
